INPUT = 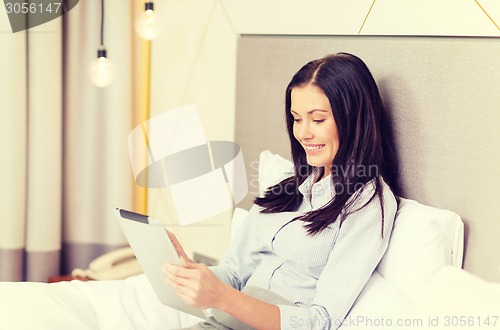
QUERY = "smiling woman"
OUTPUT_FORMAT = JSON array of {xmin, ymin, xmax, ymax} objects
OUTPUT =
[
  {"xmin": 161, "ymin": 53, "xmax": 401, "ymax": 330},
  {"xmin": 255, "ymin": 53, "xmax": 399, "ymax": 235}
]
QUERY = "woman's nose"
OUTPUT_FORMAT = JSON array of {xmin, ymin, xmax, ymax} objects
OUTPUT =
[{"xmin": 298, "ymin": 122, "xmax": 313, "ymax": 140}]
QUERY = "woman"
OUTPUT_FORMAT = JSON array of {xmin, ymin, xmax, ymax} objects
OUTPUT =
[{"xmin": 163, "ymin": 53, "xmax": 400, "ymax": 330}]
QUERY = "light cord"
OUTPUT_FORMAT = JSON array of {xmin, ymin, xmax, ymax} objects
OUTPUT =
[{"xmin": 100, "ymin": 0, "xmax": 104, "ymax": 47}]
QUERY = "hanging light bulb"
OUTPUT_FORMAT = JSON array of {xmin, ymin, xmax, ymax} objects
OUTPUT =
[
  {"xmin": 135, "ymin": 1, "xmax": 160, "ymax": 40},
  {"xmin": 89, "ymin": 0, "xmax": 114, "ymax": 87},
  {"xmin": 88, "ymin": 49, "xmax": 115, "ymax": 88}
]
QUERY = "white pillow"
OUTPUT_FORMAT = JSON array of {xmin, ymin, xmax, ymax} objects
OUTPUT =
[
  {"xmin": 341, "ymin": 270, "xmax": 416, "ymax": 329},
  {"xmin": 234, "ymin": 149, "xmax": 291, "ymax": 237},
  {"xmin": 413, "ymin": 265, "xmax": 500, "ymax": 316},
  {"xmin": 257, "ymin": 150, "xmax": 294, "ymax": 196},
  {"xmin": 376, "ymin": 198, "xmax": 464, "ymax": 300}
]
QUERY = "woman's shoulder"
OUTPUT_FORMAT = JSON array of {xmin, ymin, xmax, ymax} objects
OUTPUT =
[{"xmin": 343, "ymin": 176, "xmax": 397, "ymax": 215}]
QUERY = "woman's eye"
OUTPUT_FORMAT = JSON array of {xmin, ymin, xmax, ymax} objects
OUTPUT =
[
  {"xmin": 293, "ymin": 118, "xmax": 302, "ymax": 123},
  {"xmin": 313, "ymin": 119, "xmax": 325, "ymax": 123}
]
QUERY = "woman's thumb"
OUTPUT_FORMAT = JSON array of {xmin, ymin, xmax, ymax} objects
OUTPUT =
[{"xmin": 180, "ymin": 256, "xmax": 194, "ymax": 267}]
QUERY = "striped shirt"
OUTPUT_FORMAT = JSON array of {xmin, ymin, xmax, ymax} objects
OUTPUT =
[{"xmin": 210, "ymin": 172, "xmax": 397, "ymax": 329}]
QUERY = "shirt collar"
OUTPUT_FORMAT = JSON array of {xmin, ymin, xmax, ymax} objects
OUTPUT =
[{"xmin": 298, "ymin": 168, "xmax": 335, "ymax": 209}]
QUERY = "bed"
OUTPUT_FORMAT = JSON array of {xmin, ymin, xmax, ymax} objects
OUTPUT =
[{"xmin": 3, "ymin": 149, "xmax": 500, "ymax": 329}]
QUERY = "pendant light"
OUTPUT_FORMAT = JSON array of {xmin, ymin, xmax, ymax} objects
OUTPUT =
[
  {"xmin": 88, "ymin": 0, "xmax": 114, "ymax": 87},
  {"xmin": 135, "ymin": 1, "xmax": 160, "ymax": 40}
]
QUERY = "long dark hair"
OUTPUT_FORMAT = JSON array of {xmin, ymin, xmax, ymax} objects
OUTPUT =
[{"xmin": 254, "ymin": 53, "xmax": 399, "ymax": 235}]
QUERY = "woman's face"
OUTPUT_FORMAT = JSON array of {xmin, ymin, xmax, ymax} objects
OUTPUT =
[{"xmin": 291, "ymin": 84, "xmax": 340, "ymax": 179}]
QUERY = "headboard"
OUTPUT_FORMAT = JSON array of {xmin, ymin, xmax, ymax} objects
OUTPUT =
[{"xmin": 234, "ymin": 35, "xmax": 500, "ymax": 281}]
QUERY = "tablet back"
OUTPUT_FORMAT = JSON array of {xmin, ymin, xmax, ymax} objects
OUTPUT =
[{"xmin": 116, "ymin": 208, "xmax": 209, "ymax": 319}]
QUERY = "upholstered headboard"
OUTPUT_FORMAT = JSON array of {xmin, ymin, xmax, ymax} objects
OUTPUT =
[{"xmin": 234, "ymin": 35, "xmax": 500, "ymax": 281}]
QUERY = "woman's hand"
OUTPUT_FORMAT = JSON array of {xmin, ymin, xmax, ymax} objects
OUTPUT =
[
  {"xmin": 162, "ymin": 260, "xmax": 227, "ymax": 310},
  {"xmin": 165, "ymin": 230, "xmax": 193, "ymax": 264}
]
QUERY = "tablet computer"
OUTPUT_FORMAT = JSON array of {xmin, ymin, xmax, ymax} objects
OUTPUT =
[{"xmin": 115, "ymin": 208, "xmax": 209, "ymax": 319}]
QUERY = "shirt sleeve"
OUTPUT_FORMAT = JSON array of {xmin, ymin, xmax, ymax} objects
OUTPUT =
[
  {"xmin": 209, "ymin": 204, "xmax": 264, "ymax": 290},
  {"xmin": 279, "ymin": 182, "xmax": 397, "ymax": 330}
]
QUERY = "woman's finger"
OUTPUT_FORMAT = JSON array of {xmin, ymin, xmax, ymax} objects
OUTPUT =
[
  {"xmin": 166, "ymin": 272, "xmax": 199, "ymax": 291},
  {"xmin": 163, "ymin": 263, "xmax": 199, "ymax": 280},
  {"xmin": 165, "ymin": 230, "xmax": 194, "ymax": 262}
]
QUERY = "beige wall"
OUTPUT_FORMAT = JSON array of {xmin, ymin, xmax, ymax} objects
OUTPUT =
[
  {"xmin": 149, "ymin": 1, "xmax": 237, "ymax": 260},
  {"xmin": 149, "ymin": 0, "xmax": 500, "ymax": 262}
]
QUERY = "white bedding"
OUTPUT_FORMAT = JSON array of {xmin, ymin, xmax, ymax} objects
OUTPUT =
[
  {"xmin": 0, "ymin": 271, "xmax": 415, "ymax": 330},
  {"xmin": 0, "ymin": 274, "xmax": 202, "ymax": 330},
  {"xmin": 3, "ymin": 267, "xmax": 499, "ymax": 330}
]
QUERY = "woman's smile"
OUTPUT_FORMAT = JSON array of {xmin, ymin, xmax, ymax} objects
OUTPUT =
[{"xmin": 303, "ymin": 144, "xmax": 325, "ymax": 154}]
